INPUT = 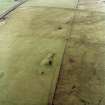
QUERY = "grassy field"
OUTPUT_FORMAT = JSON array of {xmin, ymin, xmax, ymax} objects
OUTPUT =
[
  {"xmin": 0, "ymin": 6, "xmax": 74, "ymax": 105},
  {"xmin": 0, "ymin": 0, "xmax": 105, "ymax": 105}
]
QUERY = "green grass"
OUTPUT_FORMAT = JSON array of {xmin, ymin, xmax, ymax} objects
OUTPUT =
[
  {"xmin": 0, "ymin": 1, "xmax": 105, "ymax": 105},
  {"xmin": 0, "ymin": 6, "xmax": 74, "ymax": 105}
]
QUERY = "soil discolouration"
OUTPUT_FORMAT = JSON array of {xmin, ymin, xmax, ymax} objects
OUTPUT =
[{"xmin": 52, "ymin": 39, "xmax": 105, "ymax": 105}]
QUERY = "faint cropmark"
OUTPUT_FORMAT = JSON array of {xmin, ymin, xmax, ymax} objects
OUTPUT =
[{"xmin": 0, "ymin": 71, "xmax": 5, "ymax": 79}]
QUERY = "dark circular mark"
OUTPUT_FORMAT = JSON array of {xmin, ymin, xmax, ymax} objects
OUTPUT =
[
  {"xmin": 69, "ymin": 58, "xmax": 75, "ymax": 63},
  {"xmin": 52, "ymin": 103, "xmax": 55, "ymax": 105},
  {"xmin": 41, "ymin": 71, "xmax": 44, "ymax": 75},
  {"xmin": 49, "ymin": 60, "xmax": 52, "ymax": 65},
  {"xmin": 57, "ymin": 26, "xmax": 63, "ymax": 30},
  {"xmin": 72, "ymin": 85, "xmax": 76, "ymax": 89},
  {"xmin": 65, "ymin": 37, "xmax": 69, "ymax": 41}
]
